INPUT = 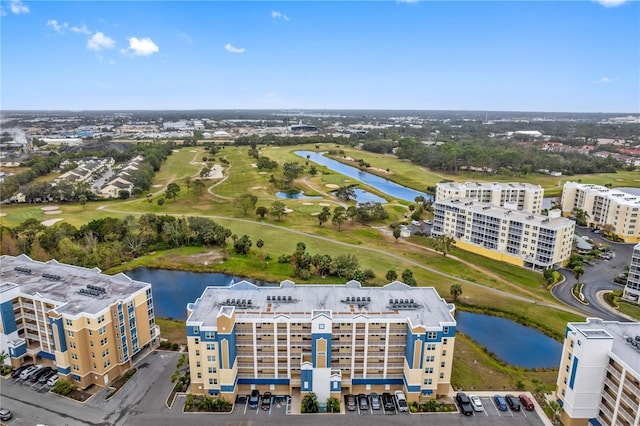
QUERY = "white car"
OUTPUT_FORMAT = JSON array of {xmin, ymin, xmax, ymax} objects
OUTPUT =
[
  {"xmin": 411, "ymin": 220, "xmax": 421, "ymax": 226},
  {"xmin": 469, "ymin": 394, "xmax": 484, "ymax": 412},
  {"xmin": 394, "ymin": 390, "xmax": 409, "ymax": 412},
  {"xmin": 47, "ymin": 375, "xmax": 59, "ymax": 387}
]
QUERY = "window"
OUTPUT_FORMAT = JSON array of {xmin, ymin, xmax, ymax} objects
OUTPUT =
[
  {"xmin": 443, "ymin": 338, "xmax": 448, "ymax": 345},
  {"xmin": 570, "ymin": 340, "xmax": 574, "ymax": 348},
  {"xmin": 427, "ymin": 332, "xmax": 437, "ymax": 339},
  {"xmin": 424, "ymin": 368, "xmax": 433, "ymax": 374},
  {"xmin": 71, "ymin": 353, "xmax": 78, "ymax": 360},
  {"xmin": 425, "ymin": 356, "xmax": 435, "ymax": 362},
  {"xmin": 101, "ymin": 338, "xmax": 108, "ymax": 346},
  {"xmin": 93, "ymin": 363, "xmax": 97, "ymax": 369},
  {"xmin": 207, "ymin": 356, "xmax": 215, "ymax": 362},
  {"xmin": 65, "ymin": 319, "xmax": 73, "ymax": 326},
  {"xmin": 424, "ymin": 379, "xmax": 432, "ymax": 385},
  {"xmin": 194, "ymin": 338, "xmax": 199, "ymax": 345},
  {"xmin": 103, "ymin": 360, "xmax": 111, "ymax": 368},
  {"xmin": 206, "ymin": 343, "xmax": 215, "ymax": 351},
  {"xmin": 440, "ymin": 362, "xmax": 445, "ymax": 368},
  {"xmin": 319, "ymin": 324, "xmax": 325, "ymax": 330},
  {"xmin": 88, "ymin": 330, "xmax": 92, "ymax": 336},
  {"xmin": 196, "ymin": 361, "xmax": 201, "ymax": 368},
  {"xmin": 69, "ymin": 342, "xmax": 76, "ymax": 349},
  {"xmin": 90, "ymin": 341, "xmax": 94, "ymax": 347},
  {"xmin": 443, "ymin": 327, "xmax": 449, "ymax": 335},
  {"xmin": 67, "ymin": 330, "xmax": 74, "ymax": 337},
  {"xmin": 568, "ymin": 353, "xmax": 572, "ymax": 360},
  {"xmin": 209, "ymin": 378, "xmax": 214, "ymax": 385},
  {"xmin": 73, "ymin": 364, "xmax": 79, "ymax": 371},
  {"xmin": 195, "ymin": 350, "xmax": 200, "ymax": 356},
  {"xmin": 197, "ymin": 373, "xmax": 202, "ymax": 379},
  {"xmin": 442, "ymin": 350, "xmax": 446, "ymax": 356},
  {"xmin": 102, "ymin": 349, "xmax": 109, "ymax": 357},
  {"xmin": 98, "ymin": 315, "xmax": 105, "ymax": 324},
  {"xmin": 208, "ymin": 367, "xmax": 216, "ymax": 374},
  {"xmin": 566, "ymin": 365, "xmax": 570, "ymax": 372},
  {"xmin": 193, "ymin": 327, "xmax": 199, "ymax": 334},
  {"xmin": 426, "ymin": 344, "xmax": 436, "ymax": 351},
  {"xmin": 439, "ymin": 373, "xmax": 444, "ymax": 379},
  {"xmin": 99, "ymin": 326, "xmax": 106, "ymax": 335},
  {"xmin": 205, "ymin": 331, "xmax": 215, "ymax": 339},
  {"xmin": 91, "ymin": 352, "xmax": 95, "ymax": 358}
]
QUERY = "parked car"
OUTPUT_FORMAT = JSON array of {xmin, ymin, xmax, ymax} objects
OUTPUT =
[
  {"xmin": 248, "ymin": 390, "xmax": 260, "ymax": 409},
  {"xmin": 423, "ymin": 220, "xmax": 432, "ymax": 225},
  {"xmin": 19, "ymin": 365, "xmax": 40, "ymax": 380},
  {"xmin": 456, "ymin": 392, "xmax": 474, "ymax": 416},
  {"xmin": 394, "ymin": 390, "xmax": 409, "ymax": 412},
  {"xmin": 358, "ymin": 393, "xmax": 369, "ymax": 410},
  {"xmin": 506, "ymin": 394, "xmax": 521, "ymax": 411},
  {"xmin": 30, "ymin": 366, "xmax": 52, "ymax": 383},
  {"xmin": 0, "ymin": 408, "xmax": 12, "ymax": 421},
  {"xmin": 518, "ymin": 394, "xmax": 535, "ymax": 411},
  {"xmin": 261, "ymin": 391, "xmax": 272, "ymax": 410},
  {"xmin": 11, "ymin": 364, "xmax": 32, "ymax": 378},
  {"xmin": 39, "ymin": 369, "xmax": 57, "ymax": 384},
  {"xmin": 469, "ymin": 394, "xmax": 484, "ymax": 412},
  {"xmin": 411, "ymin": 220, "xmax": 421, "ymax": 226},
  {"xmin": 346, "ymin": 394, "xmax": 357, "ymax": 411},
  {"xmin": 382, "ymin": 392, "xmax": 395, "ymax": 412},
  {"xmin": 494, "ymin": 394, "xmax": 508, "ymax": 411},
  {"xmin": 47, "ymin": 375, "xmax": 59, "ymax": 387},
  {"xmin": 370, "ymin": 392, "xmax": 381, "ymax": 410}
]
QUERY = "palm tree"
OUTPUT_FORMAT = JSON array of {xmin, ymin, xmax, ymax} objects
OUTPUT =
[
  {"xmin": 573, "ymin": 265, "xmax": 585, "ymax": 283},
  {"xmin": 450, "ymin": 283, "xmax": 463, "ymax": 302},
  {"xmin": 301, "ymin": 392, "xmax": 319, "ymax": 413},
  {"xmin": 548, "ymin": 400, "xmax": 562, "ymax": 425},
  {"xmin": 572, "ymin": 208, "xmax": 589, "ymax": 226}
]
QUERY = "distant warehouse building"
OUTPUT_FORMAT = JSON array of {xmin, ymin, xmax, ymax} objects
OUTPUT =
[
  {"xmin": 0, "ymin": 255, "xmax": 157, "ymax": 389},
  {"xmin": 561, "ymin": 182, "xmax": 640, "ymax": 243},
  {"xmin": 185, "ymin": 280, "xmax": 456, "ymax": 403},
  {"xmin": 436, "ymin": 181, "xmax": 544, "ymax": 214},
  {"xmin": 432, "ymin": 198, "xmax": 574, "ymax": 269},
  {"xmin": 556, "ymin": 318, "xmax": 640, "ymax": 426}
]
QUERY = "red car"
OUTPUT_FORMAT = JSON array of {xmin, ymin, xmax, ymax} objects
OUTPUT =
[{"xmin": 518, "ymin": 394, "xmax": 535, "ymax": 411}]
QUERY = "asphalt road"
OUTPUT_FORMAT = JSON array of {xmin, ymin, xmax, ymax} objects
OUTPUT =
[{"xmin": 551, "ymin": 227, "xmax": 634, "ymax": 321}]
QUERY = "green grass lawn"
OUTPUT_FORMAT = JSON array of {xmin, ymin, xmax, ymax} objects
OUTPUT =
[{"xmin": 617, "ymin": 300, "xmax": 640, "ymax": 321}]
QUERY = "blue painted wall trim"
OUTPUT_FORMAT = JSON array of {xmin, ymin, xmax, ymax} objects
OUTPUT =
[
  {"xmin": 9, "ymin": 341, "xmax": 26, "ymax": 358},
  {"xmin": 218, "ymin": 323, "xmax": 237, "ymax": 368},
  {"xmin": 220, "ymin": 372, "xmax": 238, "ymax": 392},
  {"xmin": 57, "ymin": 366, "xmax": 71, "ymax": 374},
  {"xmin": 50, "ymin": 318, "xmax": 67, "ymax": 353},
  {"xmin": 589, "ymin": 418, "xmax": 603, "ymax": 426},
  {"xmin": 38, "ymin": 351, "xmax": 55, "ymax": 360},
  {"xmin": 301, "ymin": 369, "xmax": 313, "ymax": 391},
  {"xmin": 237, "ymin": 378, "xmax": 291, "ymax": 385},
  {"xmin": 568, "ymin": 356, "xmax": 579, "ymax": 389},
  {"xmin": 187, "ymin": 325, "xmax": 200, "ymax": 337},
  {"xmin": 0, "ymin": 301, "xmax": 17, "ymax": 334},
  {"xmin": 351, "ymin": 378, "xmax": 404, "ymax": 385}
]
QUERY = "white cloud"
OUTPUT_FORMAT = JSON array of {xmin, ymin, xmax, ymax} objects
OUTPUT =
[
  {"xmin": 127, "ymin": 37, "xmax": 159, "ymax": 56},
  {"xmin": 87, "ymin": 32, "xmax": 115, "ymax": 51},
  {"xmin": 71, "ymin": 24, "xmax": 91, "ymax": 35},
  {"xmin": 178, "ymin": 32, "xmax": 192, "ymax": 44},
  {"xmin": 397, "ymin": 0, "xmax": 420, "ymax": 3},
  {"xmin": 593, "ymin": 0, "xmax": 627, "ymax": 6},
  {"xmin": 224, "ymin": 43, "xmax": 245, "ymax": 54},
  {"xmin": 46, "ymin": 19, "xmax": 67, "ymax": 33},
  {"xmin": 271, "ymin": 10, "xmax": 289, "ymax": 21},
  {"xmin": 595, "ymin": 76, "xmax": 617, "ymax": 83},
  {"xmin": 9, "ymin": 0, "xmax": 29, "ymax": 14}
]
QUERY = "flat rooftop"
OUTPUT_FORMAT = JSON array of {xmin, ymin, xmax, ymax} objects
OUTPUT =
[
  {"xmin": 569, "ymin": 182, "xmax": 640, "ymax": 207},
  {"xmin": 436, "ymin": 197, "xmax": 573, "ymax": 230},
  {"xmin": 0, "ymin": 254, "xmax": 150, "ymax": 317},
  {"xmin": 187, "ymin": 280, "xmax": 456, "ymax": 329},
  {"xmin": 438, "ymin": 182, "xmax": 542, "ymax": 191},
  {"xmin": 572, "ymin": 318, "xmax": 640, "ymax": 374}
]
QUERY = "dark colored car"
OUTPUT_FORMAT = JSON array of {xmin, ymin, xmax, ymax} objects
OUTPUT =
[
  {"xmin": 38, "ymin": 368, "xmax": 57, "ymax": 384},
  {"xmin": 11, "ymin": 364, "xmax": 32, "ymax": 378},
  {"xmin": 506, "ymin": 394, "xmax": 521, "ymax": 411},
  {"xmin": 30, "ymin": 366, "xmax": 52, "ymax": 382},
  {"xmin": 248, "ymin": 390, "xmax": 260, "ymax": 409},
  {"xmin": 358, "ymin": 393, "xmax": 369, "ymax": 410},
  {"xmin": 494, "ymin": 394, "xmax": 508, "ymax": 411},
  {"xmin": 382, "ymin": 392, "xmax": 395, "ymax": 412},
  {"xmin": 518, "ymin": 394, "xmax": 535, "ymax": 411},
  {"xmin": 456, "ymin": 392, "xmax": 474, "ymax": 416},
  {"xmin": 346, "ymin": 394, "xmax": 357, "ymax": 411},
  {"xmin": 261, "ymin": 392, "xmax": 272, "ymax": 411}
]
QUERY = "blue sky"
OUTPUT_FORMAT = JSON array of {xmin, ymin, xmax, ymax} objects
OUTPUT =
[{"xmin": 1, "ymin": 1, "xmax": 638, "ymax": 112}]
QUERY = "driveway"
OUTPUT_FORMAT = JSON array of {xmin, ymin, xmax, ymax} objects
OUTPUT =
[{"xmin": 552, "ymin": 227, "xmax": 635, "ymax": 321}]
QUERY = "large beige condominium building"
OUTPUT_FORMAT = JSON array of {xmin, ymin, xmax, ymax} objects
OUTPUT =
[
  {"xmin": 556, "ymin": 318, "xmax": 639, "ymax": 426},
  {"xmin": 561, "ymin": 182, "xmax": 640, "ymax": 243},
  {"xmin": 436, "ymin": 181, "xmax": 544, "ymax": 214},
  {"xmin": 186, "ymin": 280, "xmax": 456, "ymax": 403},
  {"xmin": 623, "ymin": 243, "xmax": 640, "ymax": 304},
  {"xmin": 432, "ymin": 198, "xmax": 575, "ymax": 269},
  {"xmin": 0, "ymin": 255, "xmax": 157, "ymax": 389}
]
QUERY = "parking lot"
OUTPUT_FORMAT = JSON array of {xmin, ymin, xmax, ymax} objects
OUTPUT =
[
  {"xmin": 472, "ymin": 396, "xmax": 536, "ymax": 420},
  {"xmin": 232, "ymin": 393, "xmax": 290, "ymax": 416}
]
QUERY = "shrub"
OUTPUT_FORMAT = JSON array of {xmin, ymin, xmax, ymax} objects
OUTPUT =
[
  {"xmin": 409, "ymin": 405, "xmax": 418, "ymax": 413},
  {"xmin": 52, "ymin": 379, "xmax": 73, "ymax": 396},
  {"xmin": 171, "ymin": 343, "xmax": 179, "ymax": 351}
]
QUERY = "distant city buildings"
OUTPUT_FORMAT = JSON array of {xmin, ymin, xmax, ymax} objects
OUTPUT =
[
  {"xmin": 432, "ymin": 198, "xmax": 574, "ymax": 269},
  {"xmin": 561, "ymin": 182, "xmax": 640, "ymax": 243},
  {"xmin": 556, "ymin": 318, "xmax": 640, "ymax": 426},
  {"xmin": 435, "ymin": 181, "xmax": 544, "ymax": 214},
  {"xmin": 186, "ymin": 280, "xmax": 456, "ymax": 403},
  {"xmin": 623, "ymin": 243, "xmax": 640, "ymax": 304},
  {"xmin": 0, "ymin": 255, "xmax": 157, "ymax": 389}
]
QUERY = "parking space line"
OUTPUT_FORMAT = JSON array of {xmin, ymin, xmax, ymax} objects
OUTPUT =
[{"xmin": 488, "ymin": 398, "xmax": 502, "ymax": 417}]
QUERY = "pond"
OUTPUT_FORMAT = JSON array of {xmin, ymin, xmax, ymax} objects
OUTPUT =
[
  {"xmin": 275, "ymin": 191, "xmax": 323, "ymax": 200},
  {"xmin": 455, "ymin": 311, "xmax": 562, "ymax": 369},
  {"xmin": 331, "ymin": 188, "xmax": 387, "ymax": 205},
  {"xmin": 295, "ymin": 151, "xmax": 432, "ymax": 203},
  {"xmin": 125, "ymin": 268, "xmax": 275, "ymax": 320}
]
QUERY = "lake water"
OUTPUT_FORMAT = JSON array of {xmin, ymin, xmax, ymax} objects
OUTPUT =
[
  {"xmin": 295, "ymin": 151, "xmax": 432, "ymax": 203},
  {"xmin": 126, "ymin": 268, "xmax": 561, "ymax": 368},
  {"xmin": 455, "ymin": 311, "xmax": 562, "ymax": 369}
]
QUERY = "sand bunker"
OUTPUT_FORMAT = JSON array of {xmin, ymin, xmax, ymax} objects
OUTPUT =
[
  {"xmin": 616, "ymin": 178, "xmax": 624, "ymax": 181},
  {"xmin": 319, "ymin": 203, "xmax": 331, "ymax": 206},
  {"xmin": 325, "ymin": 184, "xmax": 339, "ymax": 189},
  {"xmin": 42, "ymin": 218, "xmax": 64, "ymax": 226},
  {"xmin": 45, "ymin": 210, "xmax": 62, "ymax": 215},
  {"xmin": 258, "ymin": 172, "xmax": 268, "ymax": 175},
  {"xmin": 189, "ymin": 150, "xmax": 198, "ymax": 153},
  {"xmin": 284, "ymin": 208, "xmax": 294, "ymax": 213},
  {"xmin": 310, "ymin": 212, "xmax": 320, "ymax": 216},
  {"xmin": 302, "ymin": 202, "xmax": 314, "ymax": 206},
  {"xmin": 203, "ymin": 165, "xmax": 224, "ymax": 179},
  {"xmin": 251, "ymin": 186, "xmax": 265, "ymax": 190},
  {"xmin": 41, "ymin": 206, "xmax": 60, "ymax": 211},
  {"xmin": 250, "ymin": 164, "xmax": 258, "ymax": 168},
  {"xmin": 0, "ymin": 213, "xmax": 6, "ymax": 217},
  {"xmin": 152, "ymin": 184, "xmax": 162, "ymax": 188},
  {"xmin": 172, "ymin": 149, "xmax": 180, "ymax": 152}
]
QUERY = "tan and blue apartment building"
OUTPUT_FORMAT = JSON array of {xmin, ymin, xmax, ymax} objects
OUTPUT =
[
  {"xmin": 556, "ymin": 318, "xmax": 639, "ymax": 426},
  {"xmin": 0, "ymin": 254, "xmax": 157, "ymax": 389},
  {"xmin": 186, "ymin": 280, "xmax": 456, "ymax": 403},
  {"xmin": 561, "ymin": 182, "xmax": 640, "ymax": 243},
  {"xmin": 436, "ymin": 181, "xmax": 544, "ymax": 214},
  {"xmin": 432, "ymin": 197, "xmax": 574, "ymax": 269}
]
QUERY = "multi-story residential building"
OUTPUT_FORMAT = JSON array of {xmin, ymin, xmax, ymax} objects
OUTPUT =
[
  {"xmin": 436, "ymin": 182, "xmax": 544, "ymax": 214},
  {"xmin": 561, "ymin": 182, "xmax": 640, "ymax": 243},
  {"xmin": 0, "ymin": 255, "xmax": 157, "ymax": 389},
  {"xmin": 623, "ymin": 243, "xmax": 640, "ymax": 304},
  {"xmin": 432, "ymin": 198, "xmax": 575, "ymax": 269},
  {"xmin": 186, "ymin": 280, "xmax": 456, "ymax": 403},
  {"xmin": 556, "ymin": 318, "xmax": 640, "ymax": 426}
]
